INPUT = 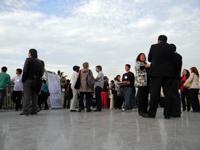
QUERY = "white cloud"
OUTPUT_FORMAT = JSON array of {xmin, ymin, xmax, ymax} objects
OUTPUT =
[{"xmin": 0, "ymin": 0, "xmax": 200, "ymax": 78}]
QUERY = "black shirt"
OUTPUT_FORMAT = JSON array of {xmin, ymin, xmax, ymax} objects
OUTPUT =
[{"xmin": 122, "ymin": 71, "xmax": 135, "ymax": 87}]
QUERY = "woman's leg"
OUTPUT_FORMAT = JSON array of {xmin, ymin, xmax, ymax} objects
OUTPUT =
[
  {"xmin": 85, "ymin": 93, "xmax": 92, "ymax": 112},
  {"xmin": 181, "ymin": 91, "xmax": 186, "ymax": 111},
  {"xmin": 70, "ymin": 89, "xmax": 78, "ymax": 110},
  {"xmin": 190, "ymin": 89, "xmax": 200, "ymax": 112},
  {"xmin": 79, "ymin": 92, "xmax": 84, "ymax": 111}
]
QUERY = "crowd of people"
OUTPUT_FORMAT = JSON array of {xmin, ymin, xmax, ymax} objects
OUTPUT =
[{"xmin": 0, "ymin": 35, "xmax": 199, "ymax": 119}]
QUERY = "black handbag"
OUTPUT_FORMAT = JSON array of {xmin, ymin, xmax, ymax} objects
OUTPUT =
[{"xmin": 74, "ymin": 72, "xmax": 81, "ymax": 90}]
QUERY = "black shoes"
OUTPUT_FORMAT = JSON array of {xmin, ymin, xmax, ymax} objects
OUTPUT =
[
  {"xmin": 70, "ymin": 110, "xmax": 77, "ymax": 112},
  {"xmin": 20, "ymin": 112, "xmax": 37, "ymax": 116},
  {"xmin": 20, "ymin": 112, "xmax": 29, "ymax": 116},
  {"xmin": 94, "ymin": 109, "xmax": 101, "ymax": 112},
  {"xmin": 141, "ymin": 113, "xmax": 155, "ymax": 118},
  {"xmin": 164, "ymin": 116, "xmax": 170, "ymax": 119},
  {"xmin": 86, "ymin": 109, "xmax": 91, "ymax": 112}
]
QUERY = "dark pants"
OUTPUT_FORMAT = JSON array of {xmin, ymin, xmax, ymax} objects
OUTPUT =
[
  {"xmin": 38, "ymin": 92, "xmax": 49, "ymax": 110},
  {"xmin": 79, "ymin": 92, "xmax": 93, "ymax": 111},
  {"xmin": 116, "ymin": 96, "xmax": 124, "ymax": 109},
  {"xmin": 23, "ymin": 80, "xmax": 38, "ymax": 114},
  {"xmin": 181, "ymin": 89, "xmax": 190, "ymax": 111},
  {"xmin": 148, "ymin": 77, "xmax": 175, "ymax": 117},
  {"xmin": 189, "ymin": 89, "xmax": 200, "ymax": 112},
  {"xmin": 137, "ymin": 86, "xmax": 149, "ymax": 114},
  {"xmin": 170, "ymin": 79, "xmax": 181, "ymax": 117},
  {"xmin": 11, "ymin": 91, "xmax": 22, "ymax": 111},
  {"xmin": 0, "ymin": 89, "xmax": 6, "ymax": 109},
  {"xmin": 95, "ymin": 86, "xmax": 102, "ymax": 111},
  {"xmin": 63, "ymin": 94, "xmax": 70, "ymax": 109}
]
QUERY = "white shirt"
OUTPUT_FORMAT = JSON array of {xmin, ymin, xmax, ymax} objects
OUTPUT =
[
  {"xmin": 94, "ymin": 71, "xmax": 104, "ymax": 88},
  {"xmin": 184, "ymin": 73, "xmax": 200, "ymax": 89},
  {"xmin": 12, "ymin": 75, "xmax": 23, "ymax": 91},
  {"xmin": 70, "ymin": 71, "xmax": 79, "ymax": 90}
]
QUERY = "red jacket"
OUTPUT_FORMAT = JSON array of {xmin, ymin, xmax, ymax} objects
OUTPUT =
[{"xmin": 180, "ymin": 75, "xmax": 187, "ymax": 92}]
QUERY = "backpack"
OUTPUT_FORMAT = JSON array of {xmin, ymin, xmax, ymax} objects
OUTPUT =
[
  {"xmin": 86, "ymin": 70, "xmax": 95, "ymax": 88},
  {"xmin": 74, "ymin": 72, "xmax": 81, "ymax": 90}
]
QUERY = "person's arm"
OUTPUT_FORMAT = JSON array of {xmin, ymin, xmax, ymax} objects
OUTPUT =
[
  {"xmin": 6, "ymin": 75, "xmax": 11, "ymax": 86},
  {"xmin": 135, "ymin": 62, "xmax": 141, "ymax": 71},
  {"xmin": 70, "ymin": 73, "xmax": 77, "ymax": 88},
  {"xmin": 148, "ymin": 45, "xmax": 153, "ymax": 62},
  {"xmin": 22, "ymin": 58, "xmax": 29, "ymax": 83},
  {"xmin": 144, "ymin": 63, "xmax": 151, "ymax": 68},
  {"xmin": 184, "ymin": 73, "xmax": 194, "ymax": 86},
  {"xmin": 90, "ymin": 70, "xmax": 95, "ymax": 79}
]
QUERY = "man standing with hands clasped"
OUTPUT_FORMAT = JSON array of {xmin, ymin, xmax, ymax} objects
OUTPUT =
[
  {"xmin": 120, "ymin": 64, "xmax": 136, "ymax": 112},
  {"xmin": 143, "ymin": 35, "xmax": 177, "ymax": 119}
]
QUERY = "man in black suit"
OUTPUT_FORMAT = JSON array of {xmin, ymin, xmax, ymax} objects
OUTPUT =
[
  {"xmin": 144, "ymin": 35, "xmax": 176, "ymax": 119},
  {"xmin": 170, "ymin": 44, "xmax": 182, "ymax": 117}
]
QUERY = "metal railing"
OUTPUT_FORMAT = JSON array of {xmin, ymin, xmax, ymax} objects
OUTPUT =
[{"xmin": 1, "ymin": 86, "xmax": 16, "ymax": 110}]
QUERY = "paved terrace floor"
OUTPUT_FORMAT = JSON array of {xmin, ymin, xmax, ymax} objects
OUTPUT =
[{"xmin": 0, "ymin": 109, "xmax": 200, "ymax": 150}]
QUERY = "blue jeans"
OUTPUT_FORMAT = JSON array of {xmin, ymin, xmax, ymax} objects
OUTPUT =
[{"xmin": 123, "ymin": 87, "xmax": 136, "ymax": 109}]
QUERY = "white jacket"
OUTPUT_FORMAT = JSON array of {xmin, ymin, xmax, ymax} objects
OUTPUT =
[
  {"xmin": 70, "ymin": 71, "xmax": 79, "ymax": 90},
  {"xmin": 184, "ymin": 73, "xmax": 199, "ymax": 89}
]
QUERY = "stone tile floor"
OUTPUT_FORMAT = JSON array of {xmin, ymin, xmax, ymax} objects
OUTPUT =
[{"xmin": 0, "ymin": 109, "xmax": 200, "ymax": 150}]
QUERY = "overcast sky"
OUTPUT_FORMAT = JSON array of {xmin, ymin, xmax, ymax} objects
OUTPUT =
[{"xmin": 0, "ymin": 0, "xmax": 200, "ymax": 78}]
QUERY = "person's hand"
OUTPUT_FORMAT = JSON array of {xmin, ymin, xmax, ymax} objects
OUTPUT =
[
  {"xmin": 145, "ymin": 64, "xmax": 150, "ymax": 68},
  {"xmin": 126, "ymin": 81, "xmax": 130, "ymax": 85}
]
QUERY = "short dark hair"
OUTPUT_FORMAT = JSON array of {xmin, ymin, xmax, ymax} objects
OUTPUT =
[
  {"xmin": 73, "ymin": 66, "xmax": 80, "ymax": 72},
  {"xmin": 158, "ymin": 35, "xmax": 167, "ymax": 43},
  {"xmin": 125, "ymin": 64, "xmax": 131, "ymax": 69},
  {"xmin": 170, "ymin": 44, "xmax": 176, "ymax": 52},
  {"xmin": 114, "ymin": 75, "xmax": 121, "ymax": 81},
  {"xmin": 29, "ymin": 49, "xmax": 38, "ymax": 58},
  {"xmin": 96, "ymin": 65, "xmax": 102, "ymax": 71},
  {"xmin": 1, "ymin": 66, "xmax": 7, "ymax": 72},
  {"xmin": 16, "ymin": 68, "xmax": 22, "ymax": 74}
]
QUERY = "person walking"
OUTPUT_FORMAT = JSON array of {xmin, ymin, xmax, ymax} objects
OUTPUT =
[{"xmin": 20, "ymin": 49, "xmax": 44, "ymax": 116}]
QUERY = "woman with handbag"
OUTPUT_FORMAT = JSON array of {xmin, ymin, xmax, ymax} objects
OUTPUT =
[
  {"xmin": 78, "ymin": 62, "xmax": 94, "ymax": 112},
  {"xmin": 184, "ymin": 67, "xmax": 200, "ymax": 112}
]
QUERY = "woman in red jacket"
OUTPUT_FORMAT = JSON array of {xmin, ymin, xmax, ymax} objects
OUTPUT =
[{"xmin": 180, "ymin": 69, "xmax": 190, "ymax": 111}]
